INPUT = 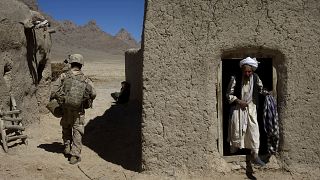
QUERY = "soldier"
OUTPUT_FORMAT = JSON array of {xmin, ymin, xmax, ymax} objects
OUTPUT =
[
  {"xmin": 111, "ymin": 81, "xmax": 130, "ymax": 104},
  {"xmin": 51, "ymin": 54, "xmax": 96, "ymax": 164}
]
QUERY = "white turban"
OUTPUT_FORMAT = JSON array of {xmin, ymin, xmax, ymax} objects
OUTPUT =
[{"xmin": 239, "ymin": 57, "xmax": 259, "ymax": 71}]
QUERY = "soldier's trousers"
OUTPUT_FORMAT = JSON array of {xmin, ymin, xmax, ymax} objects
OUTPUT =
[{"xmin": 60, "ymin": 108, "xmax": 85, "ymax": 157}]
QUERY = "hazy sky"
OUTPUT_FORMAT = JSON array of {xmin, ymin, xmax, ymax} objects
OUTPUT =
[{"xmin": 38, "ymin": 0, "xmax": 145, "ymax": 41}]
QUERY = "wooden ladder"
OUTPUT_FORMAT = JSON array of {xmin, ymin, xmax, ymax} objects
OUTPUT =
[{"xmin": 0, "ymin": 95, "xmax": 27, "ymax": 152}]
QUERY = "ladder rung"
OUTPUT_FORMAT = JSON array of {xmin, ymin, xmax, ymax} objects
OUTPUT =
[
  {"xmin": 6, "ymin": 135, "xmax": 27, "ymax": 142},
  {"xmin": 0, "ymin": 110, "xmax": 21, "ymax": 116},
  {"xmin": 4, "ymin": 125, "xmax": 25, "ymax": 131},
  {"xmin": 1, "ymin": 117, "xmax": 22, "ymax": 122}
]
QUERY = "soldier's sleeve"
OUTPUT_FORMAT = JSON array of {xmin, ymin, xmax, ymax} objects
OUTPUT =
[
  {"xmin": 86, "ymin": 78, "xmax": 96, "ymax": 100},
  {"xmin": 50, "ymin": 73, "xmax": 66, "ymax": 99}
]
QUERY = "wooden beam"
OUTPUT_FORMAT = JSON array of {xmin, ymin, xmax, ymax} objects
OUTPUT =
[
  {"xmin": 6, "ymin": 135, "xmax": 27, "ymax": 142},
  {"xmin": 0, "ymin": 120, "xmax": 8, "ymax": 152},
  {"xmin": 4, "ymin": 125, "xmax": 25, "ymax": 131},
  {"xmin": 223, "ymin": 155, "xmax": 247, "ymax": 163},
  {"xmin": 1, "ymin": 117, "xmax": 22, "ymax": 122},
  {"xmin": 217, "ymin": 60, "xmax": 223, "ymax": 154},
  {"xmin": 0, "ymin": 110, "xmax": 21, "ymax": 116}
]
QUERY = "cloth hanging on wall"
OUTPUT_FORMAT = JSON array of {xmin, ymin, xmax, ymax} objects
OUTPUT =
[{"xmin": 263, "ymin": 95, "xmax": 279, "ymax": 154}]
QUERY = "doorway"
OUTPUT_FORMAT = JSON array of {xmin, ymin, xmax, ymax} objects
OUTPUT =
[{"xmin": 220, "ymin": 58, "xmax": 273, "ymax": 156}]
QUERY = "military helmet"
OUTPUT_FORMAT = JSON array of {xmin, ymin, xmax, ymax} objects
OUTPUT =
[{"xmin": 69, "ymin": 54, "xmax": 84, "ymax": 65}]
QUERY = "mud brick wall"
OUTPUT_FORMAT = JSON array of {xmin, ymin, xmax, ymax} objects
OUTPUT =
[
  {"xmin": 0, "ymin": 0, "xmax": 52, "ymax": 125},
  {"xmin": 125, "ymin": 48, "xmax": 143, "ymax": 102},
  {"xmin": 142, "ymin": 0, "xmax": 320, "ymax": 175}
]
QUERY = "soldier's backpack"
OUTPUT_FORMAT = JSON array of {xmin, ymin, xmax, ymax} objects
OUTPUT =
[{"xmin": 60, "ymin": 71, "xmax": 92, "ymax": 110}]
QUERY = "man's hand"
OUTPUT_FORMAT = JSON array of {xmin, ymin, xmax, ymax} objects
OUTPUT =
[
  {"xmin": 262, "ymin": 89, "xmax": 272, "ymax": 96},
  {"xmin": 236, "ymin": 99, "xmax": 248, "ymax": 110}
]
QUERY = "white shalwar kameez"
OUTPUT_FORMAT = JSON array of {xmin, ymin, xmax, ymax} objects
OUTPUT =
[{"xmin": 227, "ymin": 75, "xmax": 264, "ymax": 154}]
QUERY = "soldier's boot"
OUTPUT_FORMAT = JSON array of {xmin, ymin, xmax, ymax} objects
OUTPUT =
[{"xmin": 69, "ymin": 156, "xmax": 81, "ymax": 165}]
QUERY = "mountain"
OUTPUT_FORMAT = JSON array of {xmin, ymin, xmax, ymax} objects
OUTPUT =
[
  {"xmin": 18, "ymin": 0, "xmax": 140, "ymax": 61},
  {"xmin": 115, "ymin": 28, "xmax": 140, "ymax": 48},
  {"xmin": 48, "ymin": 18, "xmax": 140, "ymax": 59}
]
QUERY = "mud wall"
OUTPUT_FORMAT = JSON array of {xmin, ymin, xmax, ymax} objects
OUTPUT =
[
  {"xmin": 142, "ymin": 0, "xmax": 320, "ymax": 175},
  {"xmin": 125, "ymin": 48, "xmax": 143, "ymax": 102},
  {"xmin": 0, "ymin": 0, "xmax": 52, "ymax": 125}
]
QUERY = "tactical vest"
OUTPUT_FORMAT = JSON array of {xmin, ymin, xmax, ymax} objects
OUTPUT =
[{"xmin": 61, "ymin": 71, "xmax": 92, "ymax": 110}]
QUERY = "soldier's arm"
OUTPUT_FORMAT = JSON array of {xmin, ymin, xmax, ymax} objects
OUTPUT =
[
  {"xmin": 86, "ymin": 78, "xmax": 96, "ymax": 100},
  {"xmin": 50, "ymin": 73, "xmax": 66, "ymax": 99}
]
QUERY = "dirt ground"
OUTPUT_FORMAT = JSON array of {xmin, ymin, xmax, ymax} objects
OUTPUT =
[{"xmin": 0, "ymin": 54, "xmax": 312, "ymax": 180}]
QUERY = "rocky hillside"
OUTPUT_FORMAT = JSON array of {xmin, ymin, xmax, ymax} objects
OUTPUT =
[
  {"xmin": 19, "ymin": 0, "xmax": 140, "ymax": 61},
  {"xmin": 115, "ymin": 28, "xmax": 140, "ymax": 48},
  {"xmin": 50, "ymin": 19, "xmax": 138, "ymax": 54}
]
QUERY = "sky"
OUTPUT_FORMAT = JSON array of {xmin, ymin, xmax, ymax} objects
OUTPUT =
[{"xmin": 37, "ymin": 0, "xmax": 145, "ymax": 41}]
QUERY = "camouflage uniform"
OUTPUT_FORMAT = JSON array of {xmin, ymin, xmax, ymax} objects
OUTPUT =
[{"xmin": 51, "ymin": 54, "xmax": 96, "ymax": 160}]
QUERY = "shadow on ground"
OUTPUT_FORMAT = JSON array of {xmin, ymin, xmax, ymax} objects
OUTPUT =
[
  {"xmin": 37, "ymin": 142, "xmax": 64, "ymax": 154},
  {"xmin": 83, "ymin": 100, "xmax": 142, "ymax": 172}
]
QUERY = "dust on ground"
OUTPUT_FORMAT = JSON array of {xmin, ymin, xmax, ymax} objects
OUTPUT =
[{"xmin": 0, "ymin": 55, "xmax": 308, "ymax": 180}]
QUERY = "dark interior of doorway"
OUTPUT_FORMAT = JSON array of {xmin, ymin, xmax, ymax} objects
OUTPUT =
[{"xmin": 222, "ymin": 58, "xmax": 273, "ymax": 156}]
